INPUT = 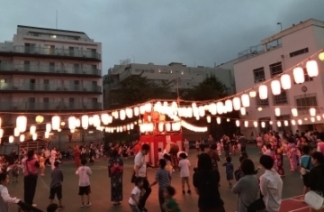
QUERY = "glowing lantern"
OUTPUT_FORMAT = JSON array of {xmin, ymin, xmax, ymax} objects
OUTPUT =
[
  {"xmin": 269, "ymin": 121, "xmax": 273, "ymax": 125},
  {"xmin": 52, "ymin": 116, "xmax": 60, "ymax": 130},
  {"xmin": 275, "ymin": 108, "xmax": 281, "ymax": 117},
  {"xmin": 120, "ymin": 110, "xmax": 126, "ymax": 120},
  {"xmin": 240, "ymin": 107, "xmax": 246, "ymax": 116},
  {"xmin": 291, "ymin": 108, "xmax": 298, "ymax": 117},
  {"xmin": 30, "ymin": 125, "xmax": 36, "ymax": 134},
  {"xmin": 309, "ymin": 108, "xmax": 316, "ymax": 116},
  {"xmin": 253, "ymin": 121, "xmax": 258, "ymax": 128},
  {"xmin": 216, "ymin": 117, "xmax": 221, "ymax": 124},
  {"xmin": 293, "ymin": 67, "xmax": 305, "ymax": 84},
  {"xmin": 225, "ymin": 100, "xmax": 233, "ymax": 113},
  {"xmin": 284, "ymin": 120, "xmax": 289, "ymax": 126},
  {"xmin": 257, "ymin": 107, "xmax": 262, "ymax": 111},
  {"xmin": 235, "ymin": 120, "xmax": 240, "ymax": 127},
  {"xmin": 145, "ymin": 103, "xmax": 152, "ymax": 112},
  {"xmin": 126, "ymin": 108, "xmax": 133, "ymax": 118},
  {"xmin": 306, "ymin": 60, "xmax": 318, "ymax": 77},
  {"xmin": 209, "ymin": 103, "xmax": 217, "ymax": 115},
  {"xmin": 0, "ymin": 129, "xmax": 3, "ymax": 138},
  {"xmin": 32, "ymin": 134, "xmax": 37, "ymax": 141},
  {"xmin": 280, "ymin": 74, "xmax": 291, "ymax": 90},
  {"xmin": 9, "ymin": 135, "xmax": 14, "ymax": 143},
  {"xmin": 81, "ymin": 115, "xmax": 89, "ymax": 129},
  {"xmin": 232, "ymin": 97, "xmax": 241, "ymax": 111},
  {"xmin": 46, "ymin": 123, "xmax": 51, "ymax": 132},
  {"xmin": 258, "ymin": 85, "xmax": 268, "ymax": 100},
  {"xmin": 291, "ymin": 120, "xmax": 296, "ymax": 125},
  {"xmin": 165, "ymin": 123, "xmax": 171, "ymax": 131},
  {"xmin": 241, "ymin": 94, "xmax": 250, "ymax": 107},
  {"xmin": 319, "ymin": 52, "xmax": 324, "ymax": 61},
  {"xmin": 226, "ymin": 118, "xmax": 230, "ymax": 122},
  {"xmin": 140, "ymin": 105, "xmax": 146, "ymax": 114},
  {"xmin": 271, "ymin": 80, "xmax": 281, "ymax": 95},
  {"xmin": 244, "ymin": 121, "xmax": 249, "ymax": 127},
  {"xmin": 311, "ymin": 117, "xmax": 315, "ymax": 122},
  {"xmin": 249, "ymin": 90, "xmax": 256, "ymax": 98},
  {"xmin": 35, "ymin": 115, "xmax": 44, "ymax": 124},
  {"xmin": 158, "ymin": 123, "xmax": 164, "ymax": 132},
  {"xmin": 68, "ymin": 116, "xmax": 76, "ymax": 130},
  {"xmin": 19, "ymin": 134, "xmax": 25, "ymax": 142},
  {"xmin": 198, "ymin": 106, "xmax": 205, "ymax": 117},
  {"xmin": 297, "ymin": 119, "xmax": 302, "ymax": 125},
  {"xmin": 44, "ymin": 132, "xmax": 49, "ymax": 138},
  {"xmin": 316, "ymin": 115, "xmax": 321, "ymax": 121},
  {"xmin": 277, "ymin": 121, "xmax": 282, "ymax": 127},
  {"xmin": 14, "ymin": 128, "xmax": 19, "ymax": 137},
  {"xmin": 216, "ymin": 102, "xmax": 224, "ymax": 114},
  {"xmin": 134, "ymin": 107, "xmax": 139, "ymax": 116},
  {"xmin": 261, "ymin": 122, "xmax": 266, "ymax": 128},
  {"xmin": 207, "ymin": 116, "xmax": 211, "ymax": 123},
  {"xmin": 16, "ymin": 116, "xmax": 27, "ymax": 133}
]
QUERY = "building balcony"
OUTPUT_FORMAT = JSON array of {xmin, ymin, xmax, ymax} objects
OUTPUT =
[
  {"xmin": 0, "ymin": 64, "xmax": 101, "ymax": 78},
  {"xmin": 0, "ymin": 101, "xmax": 102, "ymax": 111},
  {"xmin": 0, "ymin": 46, "xmax": 101, "ymax": 61},
  {"xmin": 0, "ymin": 82, "xmax": 102, "ymax": 94}
]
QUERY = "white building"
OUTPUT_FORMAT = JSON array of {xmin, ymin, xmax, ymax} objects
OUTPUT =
[
  {"xmin": 233, "ymin": 19, "xmax": 324, "ymax": 135},
  {"xmin": 103, "ymin": 61, "xmax": 235, "ymax": 108},
  {"xmin": 0, "ymin": 25, "xmax": 103, "ymax": 143}
]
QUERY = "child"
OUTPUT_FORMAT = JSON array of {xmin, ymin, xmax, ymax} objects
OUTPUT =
[
  {"xmin": 262, "ymin": 144, "xmax": 273, "ymax": 157},
  {"xmin": 47, "ymin": 203, "xmax": 59, "ymax": 212},
  {"xmin": 158, "ymin": 148, "xmax": 163, "ymax": 160},
  {"xmin": 300, "ymin": 145, "xmax": 313, "ymax": 199},
  {"xmin": 39, "ymin": 153, "xmax": 45, "ymax": 176},
  {"xmin": 0, "ymin": 172, "xmax": 21, "ymax": 211},
  {"xmin": 162, "ymin": 186, "xmax": 181, "ymax": 212},
  {"xmin": 178, "ymin": 153, "xmax": 191, "ymax": 194},
  {"xmin": 11, "ymin": 160, "xmax": 19, "ymax": 183},
  {"xmin": 76, "ymin": 158, "xmax": 92, "ymax": 207},
  {"xmin": 49, "ymin": 161, "xmax": 64, "ymax": 209},
  {"xmin": 223, "ymin": 156, "xmax": 234, "ymax": 188},
  {"xmin": 129, "ymin": 177, "xmax": 144, "ymax": 212},
  {"xmin": 163, "ymin": 154, "xmax": 173, "ymax": 178}
]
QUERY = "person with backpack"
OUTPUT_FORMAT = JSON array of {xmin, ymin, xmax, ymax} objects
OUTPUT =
[{"xmin": 108, "ymin": 149, "xmax": 123, "ymax": 206}]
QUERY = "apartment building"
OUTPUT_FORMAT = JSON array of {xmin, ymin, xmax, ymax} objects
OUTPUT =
[
  {"xmin": 233, "ymin": 19, "xmax": 324, "ymax": 134},
  {"xmin": 0, "ymin": 25, "xmax": 103, "ymax": 142},
  {"xmin": 103, "ymin": 61, "xmax": 235, "ymax": 108}
]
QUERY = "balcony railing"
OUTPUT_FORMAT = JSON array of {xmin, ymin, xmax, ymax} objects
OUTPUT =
[
  {"xmin": 0, "ymin": 63, "xmax": 101, "ymax": 76},
  {"xmin": 0, "ymin": 46, "xmax": 101, "ymax": 60},
  {"xmin": 0, "ymin": 102, "xmax": 102, "ymax": 111},
  {"xmin": 0, "ymin": 82, "xmax": 102, "ymax": 93}
]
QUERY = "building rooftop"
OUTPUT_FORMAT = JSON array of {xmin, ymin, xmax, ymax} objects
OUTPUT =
[{"xmin": 17, "ymin": 25, "xmax": 86, "ymax": 35}]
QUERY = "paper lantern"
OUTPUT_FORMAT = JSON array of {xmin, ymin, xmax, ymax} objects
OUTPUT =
[
  {"xmin": 293, "ymin": 67, "xmax": 305, "ymax": 84},
  {"xmin": 225, "ymin": 100, "xmax": 233, "ymax": 113},
  {"xmin": 134, "ymin": 107, "xmax": 139, "ymax": 116},
  {"xmin": 14, "ymin": 128, "xmax": 19, "ymax": 137},
  {"xmin": 269, "ymin": 121, "xmax": 273, "ymax": 125},
  {"xmin": 81, "ymin": 115, "xmax": 89, "ymax": 129},
  {"xmin": 291, "ymin": 108, "xmax": 298, "ymax": 117},
  {"xmin": 206, "ymin": 116, "xmax": 211, "ymax": 123},
  {"xmin": 261, "ymin": 122, "xmax": 266, "ymax": 128},
  {"xmin": 306, "ymin": 60, "xmax": 318, "ymax": 77},
  {"xmin": 216, "ymin": 102, "xmax": 224, "ymax": 114},
  {"xmin": 35, "ymin": 115, "xmax": 44, "ymax": 124},
  {"xmin": 241, "ymin": 94, "xmax": 250, "ymax": 107},
  {"xmin": 165, "ymin": 123, "xmax": 171, "ymax": 131},
  {"xmin": 216, "ymin": 117, "xmax": 221, "ymax": 124},
  {"xmin": 280, "ymin": 74, "xmax": 291, "ymax": 90},
  {"xmin": 271, "ymin": 80, "xmax": 281, "ymax": 95},
  {"xmin": 309, "ymin": 108, "xmax": 316, "ymax": 116},
  {"xmin": 120, "ymin": 110, "xmax": 126, "ymax": 120},
  {"xmin": 126, "ymin": 108, "xmax": 133, "ymax": 118},
  {"xmin": 52, "ymin": 116, "xmax": 60, "ymax": 130},
  {"xmin": 16, "ymin": 116, "xmax": 27, "ymax": 133},
  {"xmin": 208, "ymin": 103, "xmax": 217, "ymax": 115},
  {"xmin": 253, "ymin": 121, "xmax": 258, "ymax": 128},
  {"xmin": 257, "ymin": 107, "xmax": 262, "ymax": 111},
  {"xmin": 319, "ymin": 52, "xmax": 324, "ymax": 61},
  {"xmin": 32, "ymin": 134, "xmax": 37, "ymax": 141},
  {"xmin": 277, "ymin": 121, "xmax": 282, "ymax": 127},
  {"xmin": 30, "ymin": 125, "xmax": 36, "ymax": 134},
  {"xmin": 316, "ymin": 115, "xmax": 321, "ymax": 121},
  {"xmin": 284, "ymin": 120, "xmax": 289, "ymax": 126},
  {"xmin": 235, "ymin": 120, "xmax": 240, "ymax": 127},
  {"xmin": 9, "ymin": 135, "xmax": 14, "ymax": 143},
  {"xmin": 240, "ymin": 107, "xmax": 246, "ymax": 116},
  {"xmin": 258, "ymin": 85, "xmax": 268, "ymax": 100},
  {"xmin": 249, "ymin": 90, "xmax": 256, "ymax": 98},
  {"xmin": 297, "ymin": 119, "xmax": 302, "ymax": 125},
  {"xmin": 291, "ymin": 120, "xmax": 296, "ymax": 125},
  {"xmin": 20, "ymin": 134, "xmax": 25, "ymax": 142},
  {"xmin": 244, "ymin": 121, "xmax": 249, "ymax": 127},
  {"xmin": 311, "ymin": 117, "xmax": 315, "ymax": 122},
  {"xmin": 68, "ymin": 116, "xmax": 76, "ymax": 130},
  {"xmin": 275, "ymin": 108, "xmax": 281, "ymax": 117},
  {"xmin": 198, "ymin": 106, "xmax": 205, "ymax": 117},
  {"xmin": 232, "ymin": 97, "xmax": 241, "ymax": 111},
  {"xmin": 0, "ymin": 129, "xmax": 3, "ymax": 138}
]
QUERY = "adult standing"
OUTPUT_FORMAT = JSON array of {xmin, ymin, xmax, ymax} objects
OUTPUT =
[
  {"xmin": 23, "ymin": 150, "xmax": 39, "ymax": 206},
  {"xmin": 183, "ymin": 139, "xmax": 189, "ymax": 155},
  {"xmin": 108, "ymin": 150, "xmax": 123, "ymax": 206},
  {"xmin": 89, "ymin": 142, "xmax": 95, "ymax": 164},
  {"xmin": 239, "ymin": 134, "xmax": 247, "ymax": 154},
  {"xmin": 273, "ymin": 135, "xmax": 285, "ymax": 177},
  {"xmin": 74, "ymin": 145, "xmax": 81, "ymax": 168},
  {"xmin": 232, "ymin": 159, "xmax": 259, "ymax": 212},
  {"xmin": 50, "ymin": 147, "xmax": 57, "ymax": 170},
  {"xmin": 193, "ymin": 153, "xmax": 225, "ymax": 212},
  {"xmin": 208, "ymin": 143, "xmax": 220, "ymax": 171},
  {"xmin": 259, "ymin": 155, "xmax": 283, "ymax": 212},
  {"xmin": 134, "ymin": 144, "xmax": 151, "ymax": 212}
]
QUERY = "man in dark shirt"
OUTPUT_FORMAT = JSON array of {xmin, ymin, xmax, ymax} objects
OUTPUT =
[
  {"xmin": 239, "ymin": 134, "xmax": 247, "ymax": 154},
  {"xmin": 49, "ymin": 161, "xmax": 64, "ymax": 209}
]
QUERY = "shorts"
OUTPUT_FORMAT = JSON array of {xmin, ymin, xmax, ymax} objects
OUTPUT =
[
  {"xmin": 49, "ymin": 186, "xmax": 62, "ymax": 200},
  {"xmin": 181, "ymin": 177, "xmax": 189, "ymax": 183},
  {"xmin": 78, "ymin": 185, "xmax": 91, "ymax": 195},
  {"xmin": 226, "ymin": 174, "xmax": 234, "ymax": 181}
]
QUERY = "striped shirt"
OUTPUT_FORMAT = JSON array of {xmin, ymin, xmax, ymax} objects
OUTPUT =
[{"xmin": 156, "ymin": 168, "xmax": 171, "ymax": 191}]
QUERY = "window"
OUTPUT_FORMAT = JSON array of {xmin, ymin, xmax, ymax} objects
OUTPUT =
[
  {"xmin": 273, "ymin": 90, "xmax": 288, "ymax": 105},
  {"xmin": 256, "ymin": 93, "xmax": 269, "ymax": 106},
  {"xmin": 295, "ymin": 95, "xmax": 317, "ymax": 114},
  {"xmin": 289, "ymin": 48, "xmax": 309, "ymax": 58},
  {"xmin": 253, "ymin": 67, "xmax": 265, "ymax": 83},
  {"xmin": 269, "ymin": 62, "xmax": 283, "ymax": 77},
  {"xmin": 276, "ymin": 114, "xmax": 291, "ymax": 132}
]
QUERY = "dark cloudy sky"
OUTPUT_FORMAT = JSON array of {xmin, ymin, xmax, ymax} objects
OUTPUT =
[{"xmin": 1, "ymin": 0, "xmax": 324, "ymax": 75}]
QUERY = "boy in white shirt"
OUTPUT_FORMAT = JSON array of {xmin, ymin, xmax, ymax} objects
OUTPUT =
[
  {"xmin": 129, "ymin": 177, "xmax": 144, "ymax": 212},
  {"xmin": 178, "ymin": 152, "xmax": 191, "ymax": 194},
  {"xmin": 76, "ymin": 158, "xmax": 92, "ymax": 208}
]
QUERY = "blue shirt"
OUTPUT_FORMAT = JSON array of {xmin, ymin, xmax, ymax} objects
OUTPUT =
[
  {"xmin": 156, "ymin": 168, "xmax": 170, "ymax": 191},
  {"xmin": 300, "ymin": 155, "xmax": 313, "ymax": 170},
  {"xmin": 223, "ymin": 162, "xmax": 234, "ymax": 174}
]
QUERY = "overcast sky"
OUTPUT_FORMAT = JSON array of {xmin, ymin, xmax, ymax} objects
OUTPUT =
[{"xmin": 1, "ymin": 0, "xmax": 324, "ymax": 75}]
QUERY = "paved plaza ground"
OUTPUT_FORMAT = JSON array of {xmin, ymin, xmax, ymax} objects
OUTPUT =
[{"xmin": 7, "ymin": 146, "xmax": 307, "ymax": 212}]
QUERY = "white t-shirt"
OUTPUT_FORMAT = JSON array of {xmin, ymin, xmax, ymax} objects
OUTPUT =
[
  {"xmin": 0, "ymin": 185, "xmax": 20, "ymax": 203},
  {"xmin": 128, "ymin": 186, "xmax": 141, "ymax": 205},
  {"xmin": 178, "ymin": 159, "xmax": 191, "ymax": 177},
  {"xmin": 134, "ymin": 152, "xmax": 146, "ymax": 177},
  {"xmin": 76, "ymin": 166, "xmax": 92, "ymax": 187}
]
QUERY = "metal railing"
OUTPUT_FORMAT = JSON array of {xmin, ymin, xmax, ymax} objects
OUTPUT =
[
  {"xmin": 0, "ymin": 102, "xmax": 102, "ymax": 111},
  {"xmin": 0, "ymin": 46, "xmax": 101, "ymax": 60},
  {"xmin": 0, "ymin": 82, "xmax": 102, "ymax": 93},
  {"xmin": 0, "ymin": 63, "xmax": 101, "ymax": 76}
]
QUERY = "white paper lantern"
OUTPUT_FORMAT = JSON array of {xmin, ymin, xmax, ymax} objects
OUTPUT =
[
  {"xmin": 258, "ymin": 85, "xmax": 268, "ymax": 100},
  {"xmin": 52, "ymin": 116, "xmax": 60, "ymax": 130},
  {"xmin": 240, "ymin": 107, "xmax": 246, "ymax": 116},
  {"xmin": 0, "ymin": 129, "xmax": 3, "ymax": 138},
  {"xmin": 271, "ymin": 80, "xmax": 281, "ymax": 95},
  {"xmin": 206, "ymin": 116, "xmax": 211, "ymax": 123},
  {"xmin": 249, "ymin": 90, "xmax": 256, "ymax": 98},
  {"xmin": 16, "ymin": 116, "xmax": 27, "ymax": 133},
  {"xmin": 68, "ymin": 116, "xmax": 76, "ymax": 130},
  {"xmin": 244, "ymin": 121, "xmax": 249, "ymax": 127},
  {"xmin": 293, "ymin": 67, "xmax": 305, "ymax": 84},
  {"xmin": 198, "ymin": 106, "xmax": 205, "ymax": 117},
  {"xmin": 280, "ymin": 74, "xmax": 291, "ymax": 90},
  {"xmin": 306, "ymin": 60, "xmax": 319, "ymax": 77},
  {"xmin": 309, "ymin": 108, "xmax": 316, "ymax": 116},
  {"xmin": 9, "ymin": 135, "xmax": 14, "ymax": 143},
  {"xmin": 253, "ymin": 121, "xmax": 258, "ymax": 128},
  {"xmin": 311, "ymin": 117, "xmax": 315, "ymax": 122},
  {"xmin": 165, "ymin": 123, "xmax": 171, "ymax": 131},
  {"xmin": 316, "ymin": 115, "xmax": 321, "ymax": 121},
  {"xmin": 81, "ymin": 115, "xmax": 89, "ymax": 129},
  {"xmin": 291, "ymin": 108, "xmax": 298, "ymax": 117},
  {"xmin": 30, "ymin": 125, "xmax": 36, "ymax": 134},
  {"xmin": 225, "ymin": 100, "xmax": 233, "ymax": 113},
  {"xmin": 232, "ymin": 97, "xmax": 241, "ymax": 111},
  {"xmin": 134, "ymin": 107, "xmax": 139, "ymax": 116},
  {"xmin": 14, "ymin": 128, "xmax": 20, "ymax": 137},
  {"xmin": 297, "ymin": 119, "xmax": 303, "ymax": 125},
  {"xmin": 284, "ymin": 120, "xmax": 289, "ymax": 126},
  {"xmin": 216, "ymin": 117, "xmax": 221, "ymax": 124},
  {"xmin": 269, "ymin": 121, "xmax": 273, "ymax": 125},
  {"xmin": 277, "ymin": 121, "xmax": 282, "ymax": 127},
  {"xmin": 235, "ymin": 120, "xmax": 240, "ymax": 127},
  {"xmin": 208, "ymin": 103, "xmax": 217, "ymax": 115},
  {"xmin": 32, "ymin": 134, "xmax": 37, "ymax": 141},
  {"xmin": 216, "ymin": 102, "xmax": 224, "ymax": 114},
  {"xmin": 275, "ymin": 108, "xmax": 281, "ymax": 117},
  {"xmin": 20, "ymin": 134, "xmax": 25, "ymax": 142},
  {"xmin": 120, "ymin": 110, "xmax": 126, "ymax": 120},
  {"xmin": 241, "ymin": 94, "xmax": 250, "ymax": 107},
  {"xmin": 291, "ymin": 120, "xmax": 296, "ymax": 125},
  {"xmin": 261, "ymin": 122, "xmax": 266, "ymax": 128}
]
